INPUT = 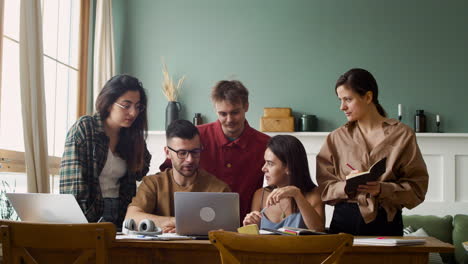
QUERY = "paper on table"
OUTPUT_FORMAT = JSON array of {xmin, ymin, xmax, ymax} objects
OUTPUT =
[
  {"xmin": 157, "ymin": 233, "xmax": 194, "ymax": 240},
  {"xmin": 116, "ymin": 233, "xmax": 194, "ymax": 241},
  {"xmin": 116, "ymin": 234, "xmax": 156, "ymax": 240},
  {"xmin": 259, "ymin": 229, "xmax": 275, "ymax": 235},
  {"xmin": 353, "ymin": 237, "xmax": 426, "ymax": 246}
]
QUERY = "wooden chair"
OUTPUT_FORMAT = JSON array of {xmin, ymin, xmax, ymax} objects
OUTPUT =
[
  {"xmin": 209, "ymin": 231, "xmax": 353, "ymax": 264},
  {"xmin": 0, "ymin": 220, "xmax": 115, "ymax": 264}
]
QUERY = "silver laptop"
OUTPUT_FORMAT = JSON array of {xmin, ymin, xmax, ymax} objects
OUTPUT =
[
  {"xmin": 175, "ymin": 192, "xmax": 240, "ymax": 236},
  {"xmin": 6, "ymin": 193, "xmax": 88, "ymax": 224}
]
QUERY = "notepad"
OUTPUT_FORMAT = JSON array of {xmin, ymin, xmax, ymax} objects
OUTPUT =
[
  {"xmin": 353, "ymin": 237, "xmax": 426, "ymax": 246},
  {"xmin": 345, "ymin": 157, "xmax": 387, "ymax": 196},
  {"xmin": 238, "ymin": 224, "xmax": 259, "ymax": 235},
  {"xmin": 277, "ymin": 227, "xmax": 327, "ymax": 236}
]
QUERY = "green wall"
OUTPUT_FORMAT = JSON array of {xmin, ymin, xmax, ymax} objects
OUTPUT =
[{"xmin": 113, "ymin": 0, "xmax": 468, "ymax": 132}]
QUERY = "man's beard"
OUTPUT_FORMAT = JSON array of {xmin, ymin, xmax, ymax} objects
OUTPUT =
[{"xmin": 174, "ymin": 164, "xmax": 198, "ymax": 178}]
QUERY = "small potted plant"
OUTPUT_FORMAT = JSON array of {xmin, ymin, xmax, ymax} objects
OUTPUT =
[
  {"xmin": 0, "ymin": 180, "xmax": 18, "ymax": 258},
  {"xmin": 0, "ymin": 180, "xmax": 18, "ymax": 220}
]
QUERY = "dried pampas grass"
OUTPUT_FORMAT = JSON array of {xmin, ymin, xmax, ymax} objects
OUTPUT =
[{"xmin": 161, "ymin": 62, "xmax": 185, "ymax": 102}]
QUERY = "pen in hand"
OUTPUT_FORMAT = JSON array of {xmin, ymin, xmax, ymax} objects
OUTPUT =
[{"xmin": 346, "ymin": 163, "xmax": 356, "ymax": 170}]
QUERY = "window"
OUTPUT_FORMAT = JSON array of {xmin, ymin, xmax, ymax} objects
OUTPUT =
[
  {"xmin": 0, "ymin": 0, "xmax": 83, "ymax": 193},
  {"xmin": 1, "ymin": 0, "xmax": 27, "ymax": 194},
  {"xmin": 42, "ymin": 0, "xmax": 81, "ymax": 157}
]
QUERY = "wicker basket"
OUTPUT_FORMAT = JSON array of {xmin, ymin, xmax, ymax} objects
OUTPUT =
[
  {"xmin": 263, "ymin": 108, "xmax": 292, "ymax": 118},
  {"xmin": 260, "ymin": 116, "xmax": 294, "ymax": 132}
]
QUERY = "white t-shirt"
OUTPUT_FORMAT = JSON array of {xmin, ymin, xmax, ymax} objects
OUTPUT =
[{"xmin": 99, "ymin": 149, "xmax": 127, "ymax": 198}]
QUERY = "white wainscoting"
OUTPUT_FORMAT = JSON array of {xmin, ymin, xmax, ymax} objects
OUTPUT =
[{"xmin": 147, "ymin": 131, "xmax": 468, "ymax": 226}]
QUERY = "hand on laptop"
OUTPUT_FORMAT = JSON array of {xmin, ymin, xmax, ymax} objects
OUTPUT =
[
  {"xmin": 243, "ymin": 211, "xmax": 262, "ymax": 226},
  {"xmin": 162, "ymin": 218, "xmax": 176, "ymax": 233}
]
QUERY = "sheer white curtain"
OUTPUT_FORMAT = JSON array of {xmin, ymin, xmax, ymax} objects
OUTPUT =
[
  {"xmin": 19, "ymin": 0, "xmax": 49, "ymax": 193},
  {"xmin": 0, "ymin": 0, "xmax": 4, "ymax": 105},
  {"xmin": 93, "ymin": 0, "xmax": 115, "ymax": 106}
]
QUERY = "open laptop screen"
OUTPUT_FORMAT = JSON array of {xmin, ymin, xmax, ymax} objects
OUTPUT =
[
  {"xmin": 175, "ymin": 192, "xmax": 240, "ymax": 236},
  {"xmin": 6, "ymin": 193, "xmax": 88, "ymax": 224}
]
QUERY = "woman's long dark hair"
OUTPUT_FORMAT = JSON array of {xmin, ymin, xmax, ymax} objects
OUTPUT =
[
  {"xmin": 335, "ymin": 68, "xmax": 387, "ymax": 117},
  {"xmin": 267, "ymin": 135, "xmax": 316, "ymax": 212},
  {"xmin": 95, "ymin": 74, "xmax": 148, "ymax": 172}
]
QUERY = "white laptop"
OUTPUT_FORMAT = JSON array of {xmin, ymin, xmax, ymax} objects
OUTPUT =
[
  {"xmin": 174, "ymin": 192, "xmax": 240, "ymax": 236},
  {"xmin": 6, "ymin": 193, "xmax": 88, "ymax": 224}
]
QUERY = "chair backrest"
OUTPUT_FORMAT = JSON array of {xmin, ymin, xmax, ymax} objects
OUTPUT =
[
  {"xmin": 0, "ymin": 220, "xmax": 115, "ymax": 264},
  {"xmin": 209, "ymin": 231, "xmax": 353, "ymax": 264}
]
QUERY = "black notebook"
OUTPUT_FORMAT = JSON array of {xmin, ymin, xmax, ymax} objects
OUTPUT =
[{"xmin": 344, "ymin": 157, "xmax": 387, "ymax": 196}]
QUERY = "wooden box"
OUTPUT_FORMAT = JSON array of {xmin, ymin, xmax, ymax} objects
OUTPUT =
[
  {"xmin": 260, "ymin": 117, "xmax": 294, "ymax": 132},
  {"xmin": 263, "ymin": 108, "xmax": 292, "ymax": 118}
]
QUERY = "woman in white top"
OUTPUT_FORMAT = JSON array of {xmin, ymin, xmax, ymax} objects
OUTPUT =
[{"xmin": 59, "ymin": 75, "xmax": 151, "ymax": 227}]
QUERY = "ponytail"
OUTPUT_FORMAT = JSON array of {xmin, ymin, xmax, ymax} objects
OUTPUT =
[
  {"xmin": 335, "ymin": 69, "xmax": 387, "ymax": 118},
  {"xmin": 375, "ymin": 101, "xmax": 387, "ymax": 117}
]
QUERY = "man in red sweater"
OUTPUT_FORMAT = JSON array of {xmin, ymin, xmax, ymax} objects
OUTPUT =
[
  {"xmin": 161, "ymin": 80, "xmax": 269, "ymax": 221},
  {"xmin": 197, "ymin": 80, "xmax": 270, "ymax": 221}
]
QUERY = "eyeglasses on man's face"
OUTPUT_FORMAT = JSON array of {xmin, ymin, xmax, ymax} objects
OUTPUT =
[
  {"xmin": 114, "ymin": 102, "xmax": 146, "ymax": 113},
  {"xmin": 167, "ymin": 146, "xmax": 202, "ymax": 159}
]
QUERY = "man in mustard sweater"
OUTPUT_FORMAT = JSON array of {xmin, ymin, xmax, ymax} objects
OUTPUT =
[{"xmin": 125, "ymin": 120, "xmax": 230, "ymax": 233}]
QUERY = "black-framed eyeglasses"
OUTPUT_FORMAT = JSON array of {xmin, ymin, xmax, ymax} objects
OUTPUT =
[
  {"xmin": 114, "ymin": 102, "xmax": 146, "ymax": 113},
  {"xmin": 167, "ymin": 146, "xmax": 203, "ymax": 159}
]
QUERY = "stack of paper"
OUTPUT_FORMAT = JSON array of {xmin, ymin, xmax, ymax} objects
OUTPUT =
[
  {"xmin": 259, "ymin": 229, "xmax": 275, "ymax": 235},
  {"xmin": 353, "ymin": 237, "xmax": 426, "ymax": 246},
  {"xmin": 259, "ymin": 227, "xmax": 326, "ymax": 236},
  {"xmin": 116, "ymin": 233, "xmax": 194, "ymax": 241},
  {"xmin": 278, "ymin": 227, "xmax": 327, "ymax": 236}
]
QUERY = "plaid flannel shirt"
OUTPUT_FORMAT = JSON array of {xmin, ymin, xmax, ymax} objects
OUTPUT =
[{"xmin": 59, "ymin": 113, "xmax": 151, "ymax": 226}]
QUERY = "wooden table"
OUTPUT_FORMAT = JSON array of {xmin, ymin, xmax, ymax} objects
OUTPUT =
[
  {"xmin": 345, "ymin": 236, "xmax": 453, "ymax": 264},
  {"xmin": 110, "ymin": 236, "xmax": 454, "ymax": 264}
]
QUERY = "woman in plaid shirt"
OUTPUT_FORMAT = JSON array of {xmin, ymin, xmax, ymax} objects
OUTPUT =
[{"xmin": 59, "ymin": 75, "xmax": 151, "ymax": 227}]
